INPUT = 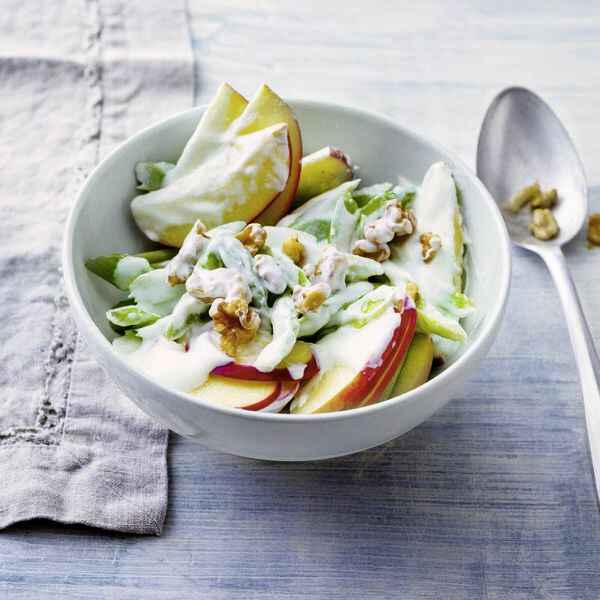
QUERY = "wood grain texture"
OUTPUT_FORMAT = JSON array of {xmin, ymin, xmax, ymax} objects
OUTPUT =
[{"xmin": 3, "ymin": 1, "xmax": 600, "ymax": 598}]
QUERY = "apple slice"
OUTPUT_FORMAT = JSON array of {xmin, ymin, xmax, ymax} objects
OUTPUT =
[
  {"xmin": 389, "ymin": 333, "xmax": 434, "ymax": 397},
  {"xmin": 358, "ymin": 313, "xmax": 420, "ymax": 407},
  {"xmin": 165, "ymin": 83, "xmax": 248, "ymax": 183},
  {"xmin": 212, "ymin": 341, "xmax": 319, "ymax": 382},
  {"xmin": 212, "ymin": 356, "xmax": 318, "ymax": 382},
  {"xmin": 259, "ymin": 380, "xmax": 300, "ymax": 413},
  {"xmin": 131, "ymin": 84, "xmax": 298, "ymax": 247},
  {"xmin": 247, "ymin": 85, "xmax": 302, "ymax": 225},
  {"xmin": 290, "ymin": 302, "xmax": 416, "ymax": 414},
  {"xmin": 295, "ymin": 147, "xmax": 353, "ymax": 206},
  {"xmin": 189, "ymin": 375, "xmax": 281, "ymax": 411}
]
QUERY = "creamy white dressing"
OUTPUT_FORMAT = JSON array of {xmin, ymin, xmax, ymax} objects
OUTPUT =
[
  {"xmin": 114, "ymin": 256, "xmax": 151, "ymax": 290},
  {"xmin": 254, "ymin": 254, "xmax": 287, "ymax": 294},
  {"xmin": 119, "ymin": 327, "xmax": 230, "ymax": 392},
  {"xmin": 186, "ymin": 266, "xmax": 251, "ymax": 303},
  {"xmin": 287, "ymin": 363, "xmax": 307, "ymax": 380},
  {"xmin": 136, "ymin": 315, "xmax": 171, "ymax": 340},
  {"xmin": 312, "ymin": 306, "xmax": 401, "ymax": 374}
]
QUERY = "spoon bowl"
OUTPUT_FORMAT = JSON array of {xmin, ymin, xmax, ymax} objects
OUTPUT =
[{"xmin": 477, "ymin": 86, "xmax": 588, "ymax": 250}]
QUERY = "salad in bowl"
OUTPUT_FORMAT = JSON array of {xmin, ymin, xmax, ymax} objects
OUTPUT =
[{"xmin": 85, "ymin": 84, "xmax": 474, "ymax": 415}]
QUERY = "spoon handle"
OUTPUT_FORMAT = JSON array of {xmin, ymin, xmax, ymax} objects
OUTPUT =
[{"xmin": 543, "ymin": 247, "xmax": 600, "ymax": 499}]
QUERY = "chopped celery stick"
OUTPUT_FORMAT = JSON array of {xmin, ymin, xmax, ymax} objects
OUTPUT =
[
  {"xmin": 135, "ymin": 161, "xmax": 174, "ymax": 191},
  {"xmin": 85, "ymin": 253, "xmax": 126, "ymax": 285},
  {"xmin": 271, "ymin": 248, "xmax": 307, "ymax": 288},
  {"xmin": 165, "ymin": 293, "xmax": 209, "ymax": 340},
  {"xmin": 86, "ymin": 254, "xmax": 151, "ymax": 291},
  {"xmin": 129, "ymin": 268, "xmax": 185, "ymax": 316},
  {"xmin": 295, "ymin": 220, "xmax": 331, "ymax": 241},
  {"xmin": 215, "ymin": 236, "xmax": 267, "ymax": 308},
  {"xmin": 278, "ymin": 180, "xmax": 361, "ymax": 239},
  {"xmin": 346, "ymin": 253, "xmax": 384, "ymax": 282},
  {"xmin": 106, "ymin": 305, "xmax": 159, "ymax": 328},
  {"xmin": 330, "ymin": 191, "xmax": 360, "ymax": 252},
  {"xmin": 329, "ymin": 285, "xmax": 396, "ymax": 328},
  {"xmin": 134, "ymin": 249, "xmax": 177, "ymax": 264},
  {"xmin": 298, "ymin": 281, "xmax": 373, "ymax": 337},
  {"xmin": 352, "ymin": 183, "xmax": 393, "ymax": 208},
  {"xmin": 200, "ymin": 252, "xmax": 223, "ymax": 270},
  {"xmin": 86, "ymin": 250, "xmax": 174, "ymax": 290},
  {"xmin": 416, "ymin": 306, "xmax": 466, "ymax": 342}
]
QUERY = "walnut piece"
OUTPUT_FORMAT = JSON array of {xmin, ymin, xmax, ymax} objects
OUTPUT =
[
  {"xmin": 282, "ymin": 234, "xmax": 305, "ymax": 265},
  {"xmin": 588, "ymin": 213, "xmax": 600, "ymax": 246},
  {"xmin": 419, "ymin": 232, "xmax": 442, "ymax": 263},
  {"xmin": 292, "ymin": 282, "xmax": 330, "ymax": 314},
  {"xmin": 506, "ymin": 181, "xmax": 541, "ymax": 213},
  {"xmin": 167, "ymin": 219, "xmax": 208, "ymax": 285},
  {"xmin": 530, "ymin": 188, "xmax": 558, "ymax": 210},
  {"xmin": 352, "ymin": 200, "xmax": 416, "ymax": 263},
  {"xmin": 209, "ymin": 297, "xmax": 260, "ymax": 357},
  {"xmin": 529, "ymin": 208, "xmax": 560, "ymax": 241},
  {"xmin": 312, "ymin": 246, "xmax": 349, "ymax": 292},
  {"xmin": 235, "ymin": 223, "xmax": 266, "ymax": 255},
  {"xmin": 352, "ymin": 238, "xmax": 391, "ymax": 262},
  {"xmin": 382, "ymin": 201, "xmax": 417, "ymax": 239}
]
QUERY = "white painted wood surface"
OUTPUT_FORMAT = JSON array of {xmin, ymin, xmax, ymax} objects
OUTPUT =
[{"xmin": 3, "ymin": 1, "xmax": 600, "ymax": 598}]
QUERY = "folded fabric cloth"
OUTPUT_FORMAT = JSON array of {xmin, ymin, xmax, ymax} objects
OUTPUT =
[{"xmin": 0, "ymin": 0, "xmax": 193, "ymax": 534}]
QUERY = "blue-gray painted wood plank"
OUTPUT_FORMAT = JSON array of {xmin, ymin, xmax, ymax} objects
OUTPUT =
[{"xmin": 3, "ymin": 1, "xmax": 600, "ymax": 598}]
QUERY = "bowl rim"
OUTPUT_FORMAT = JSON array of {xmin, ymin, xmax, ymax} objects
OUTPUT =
[{"xmin": 63, "ymin": 98, "xmax": 511, "ymax": 423}]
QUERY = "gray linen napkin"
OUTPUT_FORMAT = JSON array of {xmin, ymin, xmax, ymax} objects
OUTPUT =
[{"xmin": 0, "ymin": 0, "xmax": 193, "ymax": 533}]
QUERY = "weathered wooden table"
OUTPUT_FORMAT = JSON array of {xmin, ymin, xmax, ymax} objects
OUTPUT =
[{"xmin": 3, "ymin": 2, "xmax": 600, "ymax": 598}]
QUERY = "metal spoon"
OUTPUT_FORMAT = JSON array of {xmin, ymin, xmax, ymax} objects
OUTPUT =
[{"xmin": 477, "ymin": 86, "xmax": 600, "ymax": 500}]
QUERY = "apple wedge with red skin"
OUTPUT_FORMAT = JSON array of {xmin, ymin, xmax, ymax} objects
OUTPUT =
[
  {"xmin": 290, "ymin": 300, "xmax": 417, "ymax": 414},
  {"xmin": 258, "ymin": 380, "xmax": 300, "ymax": 413},
  {"xmin": 357, "ymin": 310, "xmax": 419, "ymax": 407},
  {"xmin": 190, "ymin": 375, "xmax": 299, "ymax": 412},
  {"xmin": 212, "ymin": 356, "xmax": 319, "ymax": 382}
]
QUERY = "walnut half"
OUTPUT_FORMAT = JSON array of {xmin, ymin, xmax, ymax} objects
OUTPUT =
[
  {"xmin": 529, "ymin": 208, "xmax": 560, "ymax": 241},
  {"xmin": 235, "ymin": 223, "xmax": 267, "ymax": 255},
  {"xmin": 506, "ymin": 181, "xmax": 541, "ymax": 213},
  {"xmin": 209, "ymin": 298, "xmax": 260, "ymax": 357},
  {"xmin": 282, "ymin": 234, "xmax": 305, "ymax": 265},
  {"xmin": 588, "ymin": 213, "xmax": 600, "ymax": 246},
  {"xmin": 292, "ymin": 283, "xmax": 330, "ymax": 314},
  {"xmin": 352, "ymin": 238, "xmax": 391, "ymax": 262}
]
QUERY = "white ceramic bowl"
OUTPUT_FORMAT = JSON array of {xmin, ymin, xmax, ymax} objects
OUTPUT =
[{"xmin": 63, "ymin": 100, "xmax": 511, "ymax": 461}]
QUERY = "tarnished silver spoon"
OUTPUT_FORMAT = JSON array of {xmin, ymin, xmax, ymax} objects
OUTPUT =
[{"xmin": 477, "ymin": 86, "xmax": 600, "ymax": 500}]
